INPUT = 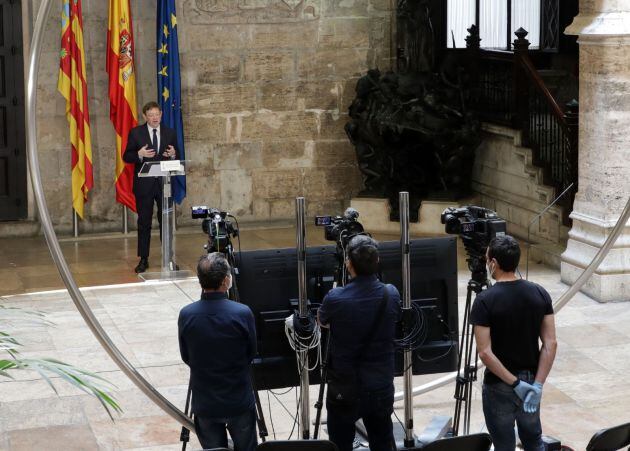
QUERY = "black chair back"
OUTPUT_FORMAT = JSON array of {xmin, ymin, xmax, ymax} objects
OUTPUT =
[
  {"xmin": 417, "ymin": 432, "xmax": 492, "ymax": 451},
  {"xmin": 586, "ymin": 422, "xmax": 630, "ymax": 451},
  {"xmin": 256, "ymin": 439, "xmax": 338, "ymax": 451}
]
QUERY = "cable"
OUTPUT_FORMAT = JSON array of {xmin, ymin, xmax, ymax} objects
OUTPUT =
[
  {"xmin": 227, "ymin": 214, "xmax": 242, "ymax": 268},
  {"xmin": 394, "ymin": 303, "xmax": 430, "ymax": 351},
  {"xmin": 171, "ymin": 281, "xmax": 196, "ymax": 304},
  {"xmin": 288, "ymin": 389, "xmax": 300, "ymax": 440},
  {"xmin": 285, "ymin": 314, "xmax": 322, "ymax": 373},
  {"xmin": 393, "ymin": 408, "xmax": 405, "ymax": 430},
  {"xmin": 266, "ymin": 390, "xmax": 276, "ymax": 440}
]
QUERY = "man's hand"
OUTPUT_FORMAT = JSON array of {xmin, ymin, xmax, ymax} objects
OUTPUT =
[
  {"xmin": 138, "ymin": 144, "xmax": 156, "ymax": 159},
  {"xmin": 523, "ymin": 382, "xmax": 543, "ymax": 413},
  {"xmin": 164, "ymin": 144, "xmax": 176, "ymax": 159},
  {"xmin": 513, "ymin": 380, "xmax": 535, "ymax": 402}
]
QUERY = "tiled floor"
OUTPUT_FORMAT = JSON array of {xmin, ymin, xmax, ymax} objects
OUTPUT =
[{"xmin": 0, "ymin": 226, "xmax": 628, "ymax": 450}]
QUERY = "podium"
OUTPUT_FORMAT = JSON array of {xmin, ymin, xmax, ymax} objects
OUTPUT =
[{"xmin": 137, "ymin": 160, "xmax": 193, "ymax": 281}]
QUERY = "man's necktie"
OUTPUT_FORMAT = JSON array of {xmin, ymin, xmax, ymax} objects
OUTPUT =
[{"xmin": 152, "ymin": 128, "xmax": 158, "ymax": 156}]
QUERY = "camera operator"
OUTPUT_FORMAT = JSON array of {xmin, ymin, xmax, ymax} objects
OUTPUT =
[
  {"xmin": 317, "ymin": 235, "xmax": 401, "ymax": 451},
  {"xmin": 177, "ymin": 253, "xmax": 257, "ymax": 451},
  {"xmin": 470, "ymin": 235, "xmax": 557, "ymax": 451}
]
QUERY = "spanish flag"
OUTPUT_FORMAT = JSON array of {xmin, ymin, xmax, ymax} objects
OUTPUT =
[
  {"xmin": 107, "ymin": 0, "xmax": 138, "ymax": 212},
  {"xmin": 58, "ymin": 0, "xmax": 93, "ymax": 219}
]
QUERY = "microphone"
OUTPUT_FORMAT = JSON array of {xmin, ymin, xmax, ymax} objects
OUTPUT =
[{"xmin": 344, "ymin": 207, "xmax": 359, "ymax": 221}]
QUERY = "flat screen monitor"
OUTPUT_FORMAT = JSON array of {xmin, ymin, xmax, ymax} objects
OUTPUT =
[
  {"xmin": 235, "ymin": 237, "xmax": 459, "ymax": 390},
  {"xmin": 236, "ymin": 245, "xmax": 337, "ymax": 390},
  {"xmin": 377, "ymin": 238, "xmax": 459, "ymax": 375}
]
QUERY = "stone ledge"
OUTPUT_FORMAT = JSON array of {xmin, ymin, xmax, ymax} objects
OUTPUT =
[{"xmin": 350, "ymin": 197, "xmax": 478, "ymax": 235}]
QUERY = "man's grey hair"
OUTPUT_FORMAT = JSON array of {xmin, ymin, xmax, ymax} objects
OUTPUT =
[{"xmin": 197, "ymin": 253, "xmax": 231, "ymax": 290}]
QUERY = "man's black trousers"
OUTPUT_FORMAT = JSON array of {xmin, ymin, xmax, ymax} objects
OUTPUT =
[
  {"xmin": 135, "ymin": 182, "xmax": 162, "ymax": 259},
  {"xmin": 326, "ymin": 385, "xmax": 395, "ymax": 451}
]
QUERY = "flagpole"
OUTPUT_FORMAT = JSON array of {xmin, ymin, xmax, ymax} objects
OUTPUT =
[
  {"xmin": 72, "ymin": 209, "xmax": 79, "ymax": 237},
  {"xmin": 122, "ymin": 205, "xmax": 129, "ymax": 234}
]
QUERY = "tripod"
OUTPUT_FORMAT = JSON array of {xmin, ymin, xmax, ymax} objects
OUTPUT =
[
  {"xmin": 452, "ymin": 268, "xmax": 488, "ymax": 436},
  {"xmin": 313, "ymin": 249, "xmax": 349, "ymax": 439}
]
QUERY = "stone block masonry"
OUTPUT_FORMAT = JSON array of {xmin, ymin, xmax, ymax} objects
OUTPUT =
[{"xmin": 30, "ymin": 0, "xmax": 393, "ymax": 233}]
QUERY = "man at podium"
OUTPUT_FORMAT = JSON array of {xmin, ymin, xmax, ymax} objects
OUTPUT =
[{"xmin": 123, "ymin": 101, "xmax": 179, "ymax": 273}]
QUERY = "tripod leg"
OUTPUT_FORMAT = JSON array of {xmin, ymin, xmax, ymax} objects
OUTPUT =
[
  {"xmin": 452, "ymin": 281, "xmax": 474, "ymax": 436},
  {"xmin": 180, "ymin": 379, "xmax": 193, "ymax": 451},
  {"xmin": 254, "ymin": 389, "xmax": 268, "ymax": 442},
  {"xmin": 314, "ymin": 331, "xmax": 331, "ymax": 439}
]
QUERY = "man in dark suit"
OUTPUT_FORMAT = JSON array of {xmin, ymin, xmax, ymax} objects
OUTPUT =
[
  {"xmin": 178, "ymin": 253, "xmax": 258, "ymax": 451},
  {"xmin": 123, "ymin": 101, "xmax": 178, "ymax": 273}
]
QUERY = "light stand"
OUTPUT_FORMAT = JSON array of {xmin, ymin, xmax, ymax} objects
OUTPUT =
[
  {"xmin": 400, "ymin": 192, "xmax": 417, "ymax": 448},
  {"xmin": 296, "ymin": 197, "xmax": 311, "ymax": 440}
]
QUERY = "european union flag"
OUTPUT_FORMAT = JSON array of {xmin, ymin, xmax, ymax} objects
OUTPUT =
[{"xmin": 157, "ymin": 0, "xmax": 186, "ymax": 204}]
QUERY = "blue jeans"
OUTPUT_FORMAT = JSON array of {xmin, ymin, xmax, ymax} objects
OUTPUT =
[
  {"xmin": 194, "ymin": 407, "xmax": 257, "ymax": 451},
  {"xmin": 482, "ymin": 371, "xmax": 544, "ymax": 451},
  {"xmin": 326, "ymin": 385, "xmax": 395, "ymax": 451}
]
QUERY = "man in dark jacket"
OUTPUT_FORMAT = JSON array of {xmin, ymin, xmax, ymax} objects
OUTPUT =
[
  {"xmin": 123, "ymin": 101, "xmax": 178, "ymax": 273},
  {"xmin": 178, "ymin": 253, "xmax": 257, "ymax": 451},
  {"xmin": 318, "ymin": 235, "xmax": 401, "ymax": 451}
]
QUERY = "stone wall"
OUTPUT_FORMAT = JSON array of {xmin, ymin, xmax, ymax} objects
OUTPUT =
[
  {"xmin": 28, "ymin": 0, "xmax": 393, "ymax": 233},
  {"xmin": 471, "ymin": 123, "xmax": 569, "ymax": 260}
]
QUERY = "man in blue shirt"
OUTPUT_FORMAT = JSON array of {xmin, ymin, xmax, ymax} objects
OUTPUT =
[
  {"xmin": 178, "ymin": 253, "xmax": 257, "ymax": 451},
  {"xmin": 318, "ymin": 235, "xmax": 401, "ymax": 451}
]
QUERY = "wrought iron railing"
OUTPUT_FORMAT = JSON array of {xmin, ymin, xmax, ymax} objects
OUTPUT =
[{"xmin": 463, "ymin": 25, "xmax": 578, "ymax": 225}]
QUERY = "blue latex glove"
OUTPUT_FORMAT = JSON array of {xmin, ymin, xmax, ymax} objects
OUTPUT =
[
  {"xmin": 513, "ymin": 380, "xmax": 534, "ymax": 402},
  {"xmin": 523, "ymin": 382, "xmax": 543, "ymax": 413}
]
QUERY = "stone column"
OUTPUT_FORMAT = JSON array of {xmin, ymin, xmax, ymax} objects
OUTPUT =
[{"xmin": 561, "ymin": 2, "xmax": 630, "ymax": 302}]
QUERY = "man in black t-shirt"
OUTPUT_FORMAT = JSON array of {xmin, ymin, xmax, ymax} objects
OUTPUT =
[{"xmin": 470, "ymin": 235, "xmax": 557, "ymax": 451}]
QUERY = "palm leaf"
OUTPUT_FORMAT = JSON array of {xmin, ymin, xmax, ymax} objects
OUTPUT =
[
  {"xmin": 8, "ymin": 358, "xmax": 122, "ymax": 419},
  {"xmin": 0, "ymin": 304, "xmax": 122, "ymax": 420}
]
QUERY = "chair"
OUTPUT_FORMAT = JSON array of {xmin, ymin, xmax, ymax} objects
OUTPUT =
[
  {"xmin": 204, "ymin": 448, "xmax": 230, "ymax": 451},
  {"xmin": 417, "ymin": 432, "xmax": 492, "ymax": 451},
  {"xmin": 586, "ymin": 421, "xmax": 630, "ymax": 451},
  {"xmin": 256, "ymin": 439, "xmax": 339, "ymax": 451}
]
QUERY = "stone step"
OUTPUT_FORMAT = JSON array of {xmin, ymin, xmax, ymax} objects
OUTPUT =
[
  {"xmin": 0, "ymin": 220, "xmax": 40, "ymax": 238},
  {"xmin": 526, "ymin": 240, "xmax": 566, "ymax": 270}
]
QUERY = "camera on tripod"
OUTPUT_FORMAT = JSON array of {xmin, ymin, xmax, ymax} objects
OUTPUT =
[
  {"xmin": 441, "ymin": 206, "xmax": 507, "ymax": 281},
  {"xmin": 191, "ymin": 206, "xmax": 239, "ymax": 254},
  {"xmin": 315, "ymin": 208, "xmax": 365, "ymax": 248},
  {"xmin": 315, "ymin": 208, "xmax": 366, "ymax": 286}
]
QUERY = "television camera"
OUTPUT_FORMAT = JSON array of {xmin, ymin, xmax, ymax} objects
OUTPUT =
[
  {"xmin": 315, "ymin": 207, "xmax": 366, "ymax": 286},
  {"xmin": 191, "ymin": 206, "xmax": 239, "ymax": 254},
  {"xmin": 441, "ymin": 206, "xmax": 506, "ymax": 283}
]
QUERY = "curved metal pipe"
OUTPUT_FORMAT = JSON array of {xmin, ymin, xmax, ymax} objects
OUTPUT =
[
  {"xmin": 25, "ymin": 0, "xmax": 194, "ymax": 431},
  {"xmin": 395, "ymin": 195, "xmax": 630, "ymax": 401},
  {"xmin": 26, "ymin": 0, "xmax": 630, "ymax": 425}
]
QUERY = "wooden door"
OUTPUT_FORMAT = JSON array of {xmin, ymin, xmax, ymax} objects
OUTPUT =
[{"xmin": 0, "ymin": 0, "xmax": 26, "ymax": 220}]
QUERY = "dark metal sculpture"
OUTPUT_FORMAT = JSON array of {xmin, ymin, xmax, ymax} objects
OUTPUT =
[{"xmin": 346, "ymin": 2, "xmax": 481, "ymax": 221}]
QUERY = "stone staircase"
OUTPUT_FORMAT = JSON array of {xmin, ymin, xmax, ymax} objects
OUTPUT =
[{"xmin": 471, "ymin": 123, "xmax": 570, "ymax": 269}]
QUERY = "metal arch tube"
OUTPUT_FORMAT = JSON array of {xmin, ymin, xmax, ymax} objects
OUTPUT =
[
  {"xmin": 394, "ymin": 195, "xmax": 630, "ymax": 402},
  {"xmin": 27, "ymin": 0, "xmax": 630, "ymax": 429},
  {"xmin": 25, "ymin": 0, "xmax": 194, "ymax": 431}
]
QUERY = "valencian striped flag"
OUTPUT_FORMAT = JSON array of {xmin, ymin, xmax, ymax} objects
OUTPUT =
[
  {"xmin": 58, "ymin": 0, "xmax": 93, "ymax": 219},
  {"xmin": 107, "ymin": 0, "xmax": 138, "ymax": 212},
  {"xmin": 157, "ymin": 0, "xmax": 186, "ymax": 204}
]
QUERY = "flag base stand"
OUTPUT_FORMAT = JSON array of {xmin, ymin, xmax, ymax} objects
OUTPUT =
[{"xmin": 138, "ymin": 269, "xmax": 194, "ymax": 282}]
